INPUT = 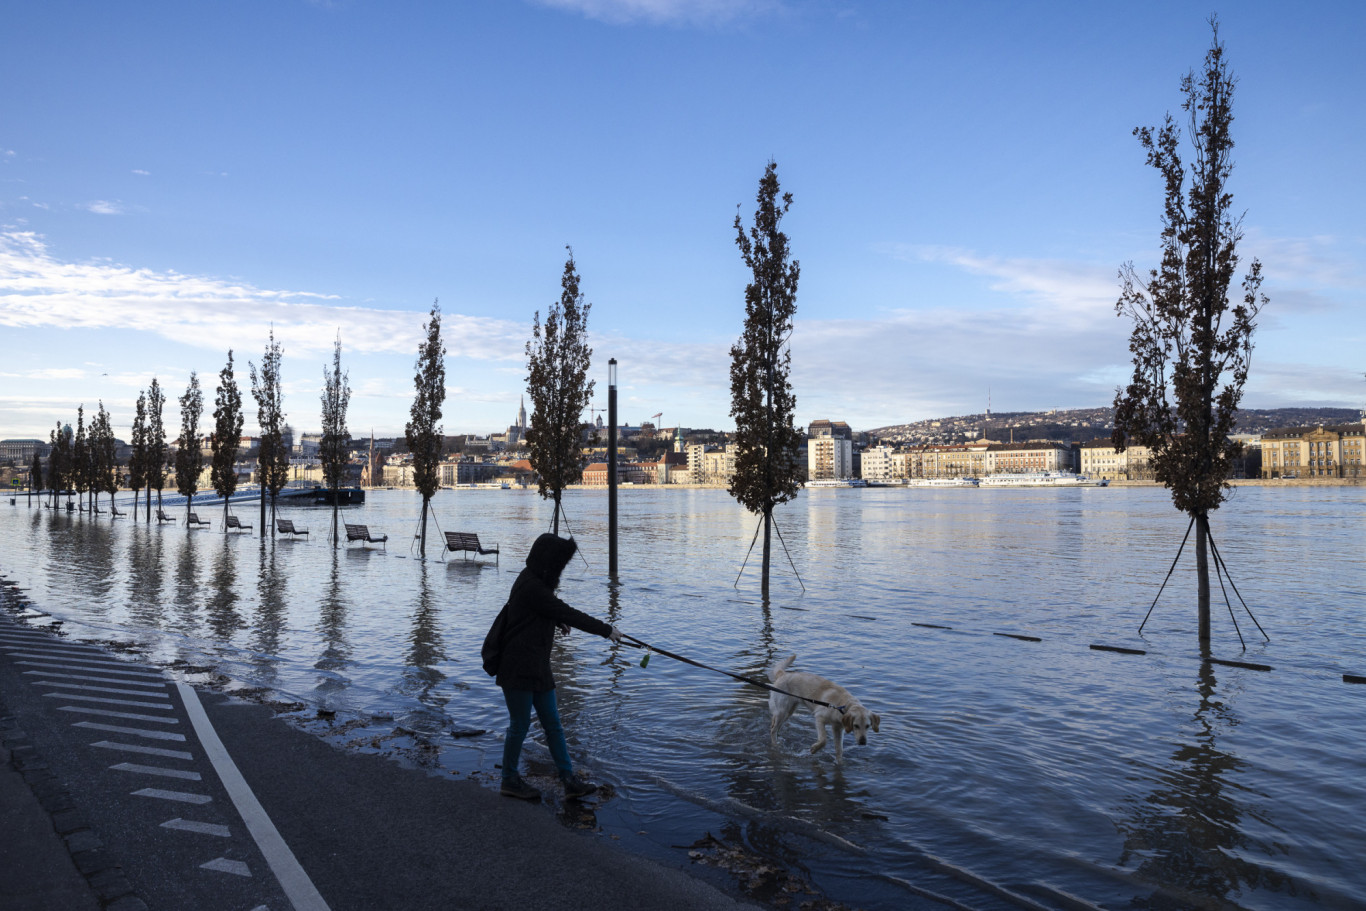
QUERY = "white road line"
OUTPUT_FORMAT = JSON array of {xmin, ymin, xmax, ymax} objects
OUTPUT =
[
  {"xmin": 45, "ymin": 693, "xmax": 174, "ymax": 710},
  {"xmin": 74, "ymin": 721, "xmax": 187, "ymax": 742},
  {"xmin": 177, "ymin": 682, "xmax": 331, "ymax": 911},
  {"xmin": 162, "ymin": 818, "xmax": 231, "ymax": 838},
  {"xmin": 58, "ymin": 706, "xmax": 180, "ymax": 724},
  {"xmin": 25, "ymin": 670, "xmax": 167, "ymax": 688},
  {"xmin": 132, "ymin": 788, "xmax": 212, "ymax": 804},
  {"xmin": 10, "ymin": 652, "xmax": 153, "ymax": 670},
  {"xmin": 1, "ymin": 641, "xmax": 107, "ymax": 655},
  {"xmin": 18, "ymin": 660, "xmax": 163, "ymax": 679},
  {"xmin": 111, "ymin": 762, "xmax": 203, "ymax": 781},
  {"xmin": 1, "ymin": 637, "xmax": 107, "ymax": 649},
  {"xmin": 201, "ymin": 857, "xmax": 252, "ymax": 877},
  {"xmin": 92, "ymin": 740, "xmax": 194, "ymax": 760},
  {"xmin": 34, "ymin": 681, "xmax": 172, "ymax": 698}
]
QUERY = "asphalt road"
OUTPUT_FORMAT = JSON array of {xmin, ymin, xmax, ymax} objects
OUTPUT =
[{"xmin": 1, "ymin": 608, "xmax": 758, "ymax": 911}]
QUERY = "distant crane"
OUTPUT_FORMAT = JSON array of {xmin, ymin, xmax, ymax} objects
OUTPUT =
[{"xmin": 650, "ymin": 413, "xmax": 663, "ymax": 438}]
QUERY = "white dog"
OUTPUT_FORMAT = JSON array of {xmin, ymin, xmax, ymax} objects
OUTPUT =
[{"xmin": 767, "ymin": 655, "xmax": 880, "ymax": 763}]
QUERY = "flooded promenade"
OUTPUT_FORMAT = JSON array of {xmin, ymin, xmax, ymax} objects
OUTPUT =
[{"xmin": 3, "ymin": 485, "xmax": 1365, "ymax": 910}]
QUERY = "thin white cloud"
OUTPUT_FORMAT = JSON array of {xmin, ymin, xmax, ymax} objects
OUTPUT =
[
  {"xmin": 893, "ymin": 244, "xmax": 1118, "ymax": 320},
  {"xmin": 531, "ymin": 0, "xmax": 778, "ymax": 25},
  {"xmin": 132, "ymin": 169, "xmax": 150, "ymax": 176},
  {"xmin": 83, "ymin": 200, "xmax": 123, "ymax": 215},
  {"xmin": 0, "ymin": 367, "xmax": 87, "ymax": 380},
  {"xmin": 0, "ymin": 230, "xmax": 527, "ymax": 360}
]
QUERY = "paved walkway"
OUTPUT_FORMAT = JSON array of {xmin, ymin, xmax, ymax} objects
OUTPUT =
[{"xmin": 0, "ymin": 610, "xmax": 757, "ymax": 911}]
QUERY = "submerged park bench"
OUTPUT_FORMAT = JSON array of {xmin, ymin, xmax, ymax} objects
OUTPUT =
[
  {"xmin": 156, "ymin": 509, "xmax": 177, "ymax": 524},
  {"xmin": 186, "ymin": 511, "xmax": 211, "ymax": 528},
  {"xmin": 225, "ymin": 515, "xmax": 252, "ymax": 535},
  {"xmin": 276, "ymin": 518, "xmax": 309, "ymax": 539},
  {"xmin": 345, "ymin": 523, "xmax": 388, "ymax": 549},
  {"xmin": 441, "ymin": 531, "xmax": 499, "ymax": 565}
]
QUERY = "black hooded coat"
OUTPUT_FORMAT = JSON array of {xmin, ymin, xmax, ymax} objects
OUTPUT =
[{"xmin": 495, "ymin": 534, "xmax": 612, "ymax": 691}]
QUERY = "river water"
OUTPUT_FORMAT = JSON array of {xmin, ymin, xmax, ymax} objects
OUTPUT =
[{"xmin": 2, "ymin": 485, "xmax": 1363, "ymax": 910}]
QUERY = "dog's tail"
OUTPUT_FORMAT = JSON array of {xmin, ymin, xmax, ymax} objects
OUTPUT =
[{"xmin": 768, "ymin": 654, "xmax": 796, "ymax": 682}]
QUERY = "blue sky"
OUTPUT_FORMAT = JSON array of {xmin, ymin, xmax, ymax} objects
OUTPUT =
[{"xmin": 2, "ymin": 1, "xmax": 1364, "ymax": 440}]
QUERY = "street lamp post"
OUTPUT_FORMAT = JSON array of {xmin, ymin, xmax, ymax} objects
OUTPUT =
[{"xmin": 608, "ymin": 358, "xmax": 618, "ymax": 577}]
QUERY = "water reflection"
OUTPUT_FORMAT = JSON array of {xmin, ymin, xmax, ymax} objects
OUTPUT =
[
  {"xmin": 206, "ymin": 536, "xmax": 244, "ymax": 641},
  {"xmin": 126, "ymin": 527, "xmax": 165, "ymax": 629},
  {"xmin": 400, "ymin": 563, "xmax": 449, "ymax": 715},
  {"xmin": 172, "ymin": 529, "xmax": 200, "ymax": 636},
  {"xmin": 315, "ymin": 550, "xmax": 352, "ymax": 701},
  {"xmin": 1118, "ymin": 661, "xmax": 1302, "ymax": 908},
  {"xmin": 250, "ymin": 542, "xmax": 288, "ymax": 685}
]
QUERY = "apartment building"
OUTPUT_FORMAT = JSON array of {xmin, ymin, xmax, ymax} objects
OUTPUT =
[
  {"xmin": 808, "ymin": 419, "xmax": 853, "ymax": 481},
  {"xmin": 1079, "ymin": 438, "xmax": 1154, "ymax": 481},
  {"xmin": 1261, "ymin": 423, "xmax": 1366, "ymax": 479}
]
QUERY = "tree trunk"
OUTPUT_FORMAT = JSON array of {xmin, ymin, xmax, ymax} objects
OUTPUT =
[
  {"xmin": 761, "ymin": 504, "xmax": 772, "ymax": 600},
  {"xmin": 1195, "ymin": 511, "xmax": 1211, "ymax": 648},
  {"xmin": 224, "ymin": 499, "xmax": 230, "ymax": 533},
  {"xmin": 419, "ymin": 496, "xmax": 430, "ymax": 558},
  {"xmin": 260, "ymin": 477, "xmax": 266, "ymax": 534},
  {"xmin": 552, "ymin": 494, "xmax": 561, "ymax": 535}
]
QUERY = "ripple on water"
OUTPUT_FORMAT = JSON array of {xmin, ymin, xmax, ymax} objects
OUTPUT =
[{"xmin": 4, "ymin": 485, "xmax": 1366, "ymax": 909}]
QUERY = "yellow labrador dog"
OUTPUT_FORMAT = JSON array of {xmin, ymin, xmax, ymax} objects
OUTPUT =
[{"xmin": 767, "ymin": 655, "xmax": 880, "ymax": 763}]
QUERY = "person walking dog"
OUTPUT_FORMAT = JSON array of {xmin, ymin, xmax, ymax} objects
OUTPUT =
[{"xmin": 489, "ymin": 533, "xmax": 622, "ymax": 801}]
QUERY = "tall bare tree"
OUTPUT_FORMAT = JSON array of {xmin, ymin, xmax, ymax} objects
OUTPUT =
[
  {"xmin": 47, "ymin": 421, "xmax": 70, "ymax": 508},
  {"xmin": 130, "ymin": 391, "xmax": 148, "ymax": 519},
  {"xmin": 147, "ymin": 377, "xmax": 168, "ymax": 521},
  {"xmin": 1113, "ymin": 19, "xmax": 1266, "ymax": 647},
  {"xmin": 525, "ymin": 249, "xmax": 595, "ymax": 535},
  {"xmin": 320, "ymin": 333, "xmax": 352, "ymax": 546},
  {"xmin": 250, "ymin": 328, "xmax": 289, "ymax": 536},
  {"xmin": 729, "ymin": 160, "xmax": 803, "ymax": 599},
  {"xmin": 90, "ymin": 401, "xmax": 118, "ymax": 513},
  {"xmin": 405, "ymin": 301, "xmax": 446, "ymax": 558},
  {"xmin": 175, "ymin": 373, "xmax": 205, "ymax": 522},
  {"xmin": 72, "ymin": 405, "xmax": 88, "ymax": 511},
  {"xmin": 211, "ymin": 351, "xmax": 245, "ymax": 529}
]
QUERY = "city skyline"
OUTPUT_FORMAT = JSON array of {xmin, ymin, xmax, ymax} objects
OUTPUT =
[{"xmin": 3, "ymin": 2, "xmax": 1364, "ymax": 441}]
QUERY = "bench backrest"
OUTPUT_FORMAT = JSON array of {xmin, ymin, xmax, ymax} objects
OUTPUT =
[
  {"xmin": 227, "ymin": 516, "xmax": 240, "ymax": 526},
  {"xmin": 445, "ymin": 531, "xmax": 479, "ymax": 548},
  {"xmin": 344, "ymin": 523, "xmax": 367, "ymax": 539},
  {"xmin": 276, "ymin": 519, "xmax": 294, "ymax": 532}
]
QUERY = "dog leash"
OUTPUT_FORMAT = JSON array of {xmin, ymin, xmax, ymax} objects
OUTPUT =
[{"xmin": 619, "ymin": 634, "xmax": 847, "ymax": 714}]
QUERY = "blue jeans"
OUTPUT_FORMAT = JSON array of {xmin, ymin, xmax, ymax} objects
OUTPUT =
[{"xmin": 501, "ymin": 688, "xmax": 572, "ymax": 781}]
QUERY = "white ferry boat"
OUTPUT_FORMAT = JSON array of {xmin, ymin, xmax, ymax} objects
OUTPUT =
[
  {"xmin": 906, "ymin": 477, "xmax": 980, "ymax": 488},
  {"xmin": 805, "ymin": 478, "xmax": 868, "ymax": 488},
  {"xmin": 979, "ymin": 471, "xmax": 1108, "ymax": 488}
]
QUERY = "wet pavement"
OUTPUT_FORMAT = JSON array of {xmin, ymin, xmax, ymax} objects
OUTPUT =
[{"xmin": 0, "ymin": 607, "xmax": 759, "ymax": 911}]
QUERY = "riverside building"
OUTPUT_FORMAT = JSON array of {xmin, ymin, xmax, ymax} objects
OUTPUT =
[
  {"xmin": 807, "ymin": 420, "xmax": 854, "ymax": 481},
  {"xmin": 1261, "ymin": 423, "xmax": 1366, "ymax": 479}
]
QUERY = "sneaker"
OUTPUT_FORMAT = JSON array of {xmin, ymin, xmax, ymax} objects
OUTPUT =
[
  {"xmin": 500, "ymin": 776, "xmax": 541, "ymax": 800},
  {"xmin": 561, "ymin": 775, "xmax": 598, "ymax": 800}
]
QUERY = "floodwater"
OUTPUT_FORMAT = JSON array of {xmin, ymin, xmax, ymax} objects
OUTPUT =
[{"xmin": 2, "ymin": 485, "xmax": 1364, "ymax": 910}]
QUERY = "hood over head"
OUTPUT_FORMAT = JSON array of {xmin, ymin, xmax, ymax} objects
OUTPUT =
[{"xmin": 525, "ymin": 533, "xmax": 577, "ymax": 586}]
